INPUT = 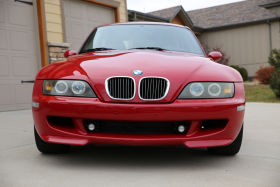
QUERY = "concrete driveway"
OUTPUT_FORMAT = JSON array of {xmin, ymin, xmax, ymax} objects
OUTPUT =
[{"xmin": 0, "ymin": 103, "xmax": 279, "ymax": 187}]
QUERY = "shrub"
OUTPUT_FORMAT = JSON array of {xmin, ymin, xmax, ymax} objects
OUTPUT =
[
  {"xmin": 255, "ymin": 66, "xmax": 276, "ymax": 84},
  {"xmin": 230, "ymin": 65, "xmax": 248, "ymax": 81},
  {"xmin": 268, "ymin": 49, "xmax": 280, "ymax": 98}
]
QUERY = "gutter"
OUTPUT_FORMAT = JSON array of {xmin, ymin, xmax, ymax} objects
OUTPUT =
[
  {"xmin": 197, "ymin": 17, "xmax": 280, "ymax": 32},
  {"xmin": 267, "ymin": 20, "xmax": 272, "ymax": 52},
  {"xmin": 260, "ymin": 2, "xmax": 280, "ymax": 8},
  {"xmin": 128, "ymin": 10, "xmax": 169, "ymax": 22}
]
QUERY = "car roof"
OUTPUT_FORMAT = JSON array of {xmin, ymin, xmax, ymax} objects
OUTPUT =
[{"xmin": 99, "ymin": 22, "xmax": 190, "ymax": 29}]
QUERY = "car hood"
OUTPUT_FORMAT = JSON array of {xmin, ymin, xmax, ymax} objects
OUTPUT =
[{"xmin": 37, "ymin": 50, "xmax": 242, "ymax": 103}]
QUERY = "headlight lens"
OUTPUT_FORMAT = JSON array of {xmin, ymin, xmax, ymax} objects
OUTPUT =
[
  {"xmin": 71, "ymin": 81, "xmax": 86, "ymax": 95},
  {"xmin": 178, "ymin": 82, "xmax": 234, "ymax": 99},
  {"xmin": 208, "ymin": 83, "xmax": 221, "ymax": 97},
  {"xmin": 54, "ymin": 80, "xmax": 68, "ymax": 94},
  {"xmin": 190, "ymin": 83, "xmax": 204, "ymax": 97},
  {"xmin": 43, "ymin": 80, "xmax": 96, "ymax": 97}
]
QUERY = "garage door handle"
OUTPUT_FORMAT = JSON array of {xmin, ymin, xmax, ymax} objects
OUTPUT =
[
  {"xmin": 15, "ymin": 0, "xmax": 33, "ymax": 6},
  {"xmin": 21, "ymin": 80, "xmax": 35, "ymax": 84}
]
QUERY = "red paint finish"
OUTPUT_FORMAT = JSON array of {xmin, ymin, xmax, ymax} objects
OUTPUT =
[
  {"xmin": 33, "ymin": 23, "xmax": 245, "ymax": 148},
  {"xmin": 208, "ymin": 51, "xmax": 223, "ymax": 62},
  {"xmin": 37, "ymin": 50, "xmax": 242, "ymax": 104},
  {"xmin": 64, "ymin": 50, "xmax": 77, "ymax": 58}
]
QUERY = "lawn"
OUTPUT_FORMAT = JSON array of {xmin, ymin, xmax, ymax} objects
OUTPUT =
[{"xmin": 245, "ymin": 84, "xmax": 280, "ymax": 103}]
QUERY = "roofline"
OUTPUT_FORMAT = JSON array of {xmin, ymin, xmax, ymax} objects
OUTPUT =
[
  {"xmin": 131, "ymin": 6, "xmax": 196, "ymax": 31},
  {"xmin": 128, "ymin": 4, "xmax": 280, "ymax": 32},
  {"xmin": 128, "ymin": 10, "xmax": 169, "ymax": 22},
  {"xmin": 168, "ymin": 6, "xmax": 182, "ymax": 21},
  {"xmin": 200, "ymin": 17, "xmax": 280, "ymax": 32},
  {"xmin": 181, "ymin": 10, "xmax": 194, "ymax": 27},
  {"xmin": 260, "ymin": 1, "xmax": 280, "ymax": 8},
  {"xmin": 148, "ymin": 5, "xmax": 181, "ymax": 19},
  {"xmin": 168, "ymin": 6, "xmax": 195, "ymax": 27}
]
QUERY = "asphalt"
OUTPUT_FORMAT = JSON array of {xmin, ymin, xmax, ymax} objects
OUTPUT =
[{"xmin": 0, "ymin": 103, "xmax": 279, "ymax": 187}]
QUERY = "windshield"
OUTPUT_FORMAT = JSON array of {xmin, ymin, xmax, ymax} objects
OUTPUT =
[{"xmin": 80, "ymin": 24, "xmax": 204, "ymax": 55}]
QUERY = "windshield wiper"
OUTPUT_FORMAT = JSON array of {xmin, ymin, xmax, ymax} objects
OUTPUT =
[
  {"xmin": 129, "ymin": 47, "xmax": 167, "ymax": 51},
  {"xmin": 81, "ymin": 48, "xmax": 115, "ymax": 53}
]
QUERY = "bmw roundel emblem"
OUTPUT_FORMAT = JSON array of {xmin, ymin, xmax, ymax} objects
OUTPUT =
[{"xmin": 133, "ymin": 70, "xmax": 143, "ymax": 76}]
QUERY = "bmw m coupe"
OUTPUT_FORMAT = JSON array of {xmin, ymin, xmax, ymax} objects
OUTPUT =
[{"xmin": 32, "ymin": 22, "xmax": 245, "ymax": 155}]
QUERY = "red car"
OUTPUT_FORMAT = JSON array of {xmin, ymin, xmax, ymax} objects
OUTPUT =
[{"xmin": 32, "ymin": 22, "xmax": 245, "ymax": 155}]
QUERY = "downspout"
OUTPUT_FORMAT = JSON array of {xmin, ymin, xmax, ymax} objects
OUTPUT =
[
  {"xmin": 133, "ymin": 12, "xmax": 137, "ymax": 21},
  {"xmin": 267, "ymin": 20, "xmax": 272, "ymax": 52}
]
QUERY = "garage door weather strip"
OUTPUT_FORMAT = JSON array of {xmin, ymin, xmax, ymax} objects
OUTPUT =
[{"xmin": 14, "ymin": 0, "xmax": 33, "ymax": 6}]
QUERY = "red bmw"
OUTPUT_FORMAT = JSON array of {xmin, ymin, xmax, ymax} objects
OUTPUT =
[{"xmin": 32, "ymin": 22, "xmax": 245, "ymax": 155}]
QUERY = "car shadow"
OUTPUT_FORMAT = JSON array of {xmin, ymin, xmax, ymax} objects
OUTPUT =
[{"xmin": 39, "ymin": 145, "xmax": 237, "ymax": 169}]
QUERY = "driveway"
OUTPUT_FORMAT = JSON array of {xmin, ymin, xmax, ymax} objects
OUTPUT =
[{"xmin": 0, "ymin": 103, "xmax": 279, "ymax": 187}]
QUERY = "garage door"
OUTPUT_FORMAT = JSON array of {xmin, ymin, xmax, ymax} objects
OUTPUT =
[
  {"xmin": 0, "ymin": 0, "xmax": 39, "ymax": 111},
  {"xmin": 63, "ymin": 0, "xmax": 115, "ymax": 51}
]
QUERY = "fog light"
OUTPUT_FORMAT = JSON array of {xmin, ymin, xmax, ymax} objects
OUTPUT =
[
  {"xmin": 178, "ymin": 125, "xmax": 185, "ymax": 133},
  {"xmin": 88, "ymin": 123, "xmax": 95, "ymax": 131},
  {"xmin": 237, "ymin": 105, "xmax": 245, "ymax": 111}
]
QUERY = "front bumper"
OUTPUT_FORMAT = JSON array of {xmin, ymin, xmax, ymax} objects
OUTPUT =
[{"xmin": 32, "ymin": 81, "xmax": 245, "ymax": 148}]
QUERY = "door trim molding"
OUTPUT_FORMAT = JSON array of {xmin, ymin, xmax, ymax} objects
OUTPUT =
[{"xmin": 84, "ymin": 0, "xmax": 120, "ymax": 22}]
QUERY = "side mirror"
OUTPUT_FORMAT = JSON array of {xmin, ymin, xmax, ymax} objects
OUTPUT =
[
  {"xmin": 64, "ymin": 50, "xmax": 77, "ymax": 58},
  {"xmin": 208, "ymin": 51, "xmax": 222, "ymax": 62}
]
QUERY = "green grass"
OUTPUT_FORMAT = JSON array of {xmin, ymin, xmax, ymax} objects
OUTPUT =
[{"xmin": 245, "ymin": 84, "xmax": 280, "ymax": 103}]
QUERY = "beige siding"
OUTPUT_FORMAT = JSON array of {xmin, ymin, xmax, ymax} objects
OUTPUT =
[
  {"xmin": 199, "ymin": 23, "xmax": 274, "ymax": 76},
  {"xmin": 115, "ymin": 0, "xmax": 128, "ymax": 22},
  {"xmin": 271, "ymin": 21, "xmax": 280, "ymax": 49},
  {"xmin": 44, "ymin": 0, "xmax": 64, "ymax": 43}
]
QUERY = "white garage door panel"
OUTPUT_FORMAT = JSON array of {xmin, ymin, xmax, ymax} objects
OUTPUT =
[
  {"xmin": 0, "ymin": 3, "xmax": 4, "ymax": 23},
  {"xmin": 9, "ymin": 4, "xmax": 34, "ymax": 27},
  {"xmin": 0, "ymin": 29, "xmax": 8, "ymax": 50},
  {"xmin": 63, "ymin": 0, "xmax": 115, "ymax": 51},
  {"xmin": 0, "ymin": 85, "xmax": 13, "ymax": 106},
  {"xmin": 12, "ymin": 56, "xmax": 37, "ymax": 77},
  {"xmin": 9, "ymin": 30, "xmax": 35, "ymax": 52},
  {"xmin": 0, "ymin": 0, "xmax": 39, "ymax": 111},
  {"xmin": 15, "ymin": 84, "xmax": 34, "ymax": 104},
  {"xmin": 0, "ymin": 55, "xmax": 9, "ymax": 76},
  {"xmin": 86, "ymin": 4, "xmax": 115, "ymax": 22}
]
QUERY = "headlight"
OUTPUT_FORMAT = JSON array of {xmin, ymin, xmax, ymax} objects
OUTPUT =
[
  {"xmin": 71, "ymin": 81, "xmax": 86, "ymax": 95},
  {"xmin": 178, "ymin": 82, "xmax": 234, "ymax": 99},
  {"xmin": 190, "ymin": 83, "xmax": 204, "ymax": 97},
  {"xmin": 43, "ymin": 80, "xmax": 96, "ymax": 97},
  {"xmin": 55, "ymin": 80, "xmax": 68, "ymax": 94}
]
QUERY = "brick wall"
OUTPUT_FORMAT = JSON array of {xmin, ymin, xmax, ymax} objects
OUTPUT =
[{"xmin": 48, "ymin": 42, "xmax": 70, "ymax": 63}]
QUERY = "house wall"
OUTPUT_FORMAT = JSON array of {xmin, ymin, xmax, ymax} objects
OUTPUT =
[
  {"xmin": 44, "ymin": 0, "xmax": 127, "ymax": 43},
  {"xmin": 43, "ymin": 0, "xmax": 127, "ymax": 63},
  {"xmin": 44, "ymin": 0, "xmax": 64, "ymax": 43},
  {"xmin": 116, "ymin": 0, "xmax": 128, "ymax": 22},
  {"xmin": 271, "ymin": 21, "xmax": 280, "ymax": 49},
  {"xmin": 199, "ymin": 21, "xmax": 280, "ymax": 77}
]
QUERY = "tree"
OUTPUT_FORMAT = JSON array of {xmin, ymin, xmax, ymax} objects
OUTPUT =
[{"xmin": 268, "ymin": 49, "xmax": 280, "ymax": 98}]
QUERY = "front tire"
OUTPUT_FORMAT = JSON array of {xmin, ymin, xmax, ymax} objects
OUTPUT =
[
  {"xmin": 34, "ymin": 127, "xmax": 69, "ymax": 154},
  {"xmin": 208, "ymin": 125, "xmax": 243, "ymax": 155}
]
